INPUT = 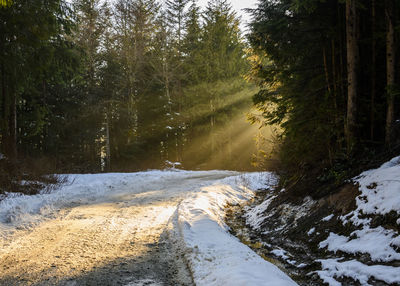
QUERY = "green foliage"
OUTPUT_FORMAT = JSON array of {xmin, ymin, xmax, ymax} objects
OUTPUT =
[
  {"xmin": 0, "ymin": 0, "xmax": 77, "ymax": 159},
  {"xmin": 0, "ymin": 0, "xmax": 12, "ymax": 7},
  {"xmin": 0, "ymin": 0, "xmax": 255, "ymax": 173},
  {"xmin": 200, "ymin": 0, "xmax": 246, "ymax": 81},
  {"xmin": 248, "ymin": 0, "xmax": 400, "ymax": 196}
]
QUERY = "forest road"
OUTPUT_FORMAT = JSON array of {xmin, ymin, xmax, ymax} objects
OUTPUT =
[{"xmin": 0, "ymin": 171, "xmax": 238, "ymax": 286}]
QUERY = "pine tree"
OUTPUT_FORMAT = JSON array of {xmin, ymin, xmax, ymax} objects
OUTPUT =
[
  {"xmin": 248, "ymin": 0, "xmax": 348, "ymax": 194},
  {"xmin": 248, "ymin": 0, "xmax": 400, "ymax": 196},
  {"xmin": 166, "ymin": 0, "xmax": 190, "ymax": 46},
  {"xmin": 182, "ymin": 0, "xmax": 202, "ymax": 83},
  {"xmin": 201, "ymin": 0, "xmax": 245, "ymax": 81},
  {"xmin": 0, "ymin": 0, "xmax": 75, "ymax": 161},
  {"xmin": 70, "ymin": 0, "xmax": 111, "ymax": 170},
  {"xmin": 112, "ymin": 0, "xmax": 164, "ymax": 168}
]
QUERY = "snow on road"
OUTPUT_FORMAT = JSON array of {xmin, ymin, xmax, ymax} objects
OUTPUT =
[
  {"xmin": 176, "ymin": 173, "xmax": 297, "ymax": 286},
  {"xmin": 0, "ymin": 170, "xmax": 296, "ymax": 286}
]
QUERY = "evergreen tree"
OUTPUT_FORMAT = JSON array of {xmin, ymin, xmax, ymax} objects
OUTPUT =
[
  {"xmin": 166, "ymin": 0, "xmax": 190, "ymax": 46},
  {"xmin": 68, "ymin": 0, "xmax": 111, "ymax": 170},
  {"xmin": 112, "ymin": 0, "xmax": 166, "ymax": 169},
  {"xmin": 182, "ymin": 0, "xmax": 202, "ymax": 83},
  {"xmin": 1, "ymin": 0, "xmax": 260, "ymax": 173},
  {"xmin": 201, "ymin": 0, "xmax": 245, "ymax": 81},
  {"xmin": 248, "ymin": 0, "xmax": 400, "ymax": 196},
  {"xmin": 345, "ymin": 0, "xmax": 359, "ymax": 151},
  {"xmin": 0, "ymin": 0, "xmax": 76, "ymax": 161}
]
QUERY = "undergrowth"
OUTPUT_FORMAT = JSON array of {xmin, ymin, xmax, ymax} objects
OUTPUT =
[{"xmin": 0, "ymin": 157, "xmax": 71, "ymax": 198}]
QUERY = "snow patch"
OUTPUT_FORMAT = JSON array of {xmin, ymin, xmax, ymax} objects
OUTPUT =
[
  {"xmin": 124, "ymin": 279, "xmax": 162, "ymax": 286},
  {"xmin": 316, "ymin": 258, "xmax": 400, "ymax": 286},
  {"xmin": 176, "ymin": 172, "xmax": 298, "ymax": 286},
  {"xmin": 320, "ymin": 227, "xmax": 400, "ymax": 262},
  {"xmin": 277, "ymin": 197, "xmax": 315, "ymax": 228},
  {"xmin": 271, "ymin": 249, "xmax": 289, "ymax": 260},
  {"xmin": 316, "ymin": 156, "xmax": 400, "ymax": 283},
  {"xmin": 353, "ymin": 155, "xmax": 400, "ymax": 216},
  {"xmin": 321, "ymin": 214, "xmax": 334, "ymax": 222},
  {"xmin": 243, "ymin": 195, "xmax": 276, "ymax": 230}
]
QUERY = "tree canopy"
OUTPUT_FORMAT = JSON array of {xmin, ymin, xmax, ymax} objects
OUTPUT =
[
  {"xmin": 0, "ymin": 0, "xmax": 253, "ymax": 174},
  {"xmin": 248, "ymin": 0, "xmax": 400, "ymax": 196}
]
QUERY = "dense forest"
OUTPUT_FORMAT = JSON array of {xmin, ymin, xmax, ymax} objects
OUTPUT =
[
  {"xmin": 0, "ymin": 0, "xmax": 262, "ymax": 179},
  {"xmin": 1, "ymin": 0, "xmax": 400, "ymax": 198},
  {"xmin": 248, "ymin": 0, "xmax": 400, "ymax": 196}
]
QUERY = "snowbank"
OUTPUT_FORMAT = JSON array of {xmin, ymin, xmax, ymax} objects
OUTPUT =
[
  {"xmin": 175, "ymin": 172, "xmax": 298, "ymax": 286},
  {"xmin": 350, "ymin": 155, "xmax": 400, "ymax": 220},
  {"xmin": 317, "ymin": 156, "xmax": 400, "ymax": 285}
]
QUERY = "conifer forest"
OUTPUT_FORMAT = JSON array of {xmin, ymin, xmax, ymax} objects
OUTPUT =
[
  {"xmin": 1, "ymin": 0, "xmax": 259, "ymax": 177},
  {"xmin": 0, "ymin": 0, "xmax": 400, "ymax": 195}
]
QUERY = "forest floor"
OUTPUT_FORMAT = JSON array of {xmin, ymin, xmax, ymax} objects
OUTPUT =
[
  {"xmin": 0, "ymin": 170, "xmax": 295, "ymax": 286},
  {"xmin": 227, "ymin": 156, "xmax": 400, "ymax": 286}
]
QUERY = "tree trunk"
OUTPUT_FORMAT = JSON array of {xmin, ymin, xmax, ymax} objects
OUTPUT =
[
  {"xmin": 0, "ymin": 61, "xmax": 7, "ymax": 156},
  {"xmin": 210, "ymin": 99, "xmax": 215, "ymax": 153},
  {"xmin": 10, "ymin": 90, "xmax": 17, "ymax": 159},
  {"xmin": 338, "ymin": 4, "xmax": 346, "ymax": 149},
  {"xmin": 3, "ymin": 93, "xmax": 17, "ymax": 161},
  {"xmin": 105, "ymin": 109, "xmax": 111, "ymax": 171},
  {"xmin": 331, "ymin": 39, "xmax": 338, "ymax": 110},
  {"xmin": 323, "ymin": 46, "xmax": 332, "ymax": 94},
  {"xmin": 1, "ymin": 61, "xmax": 17, "ymax": 161},
  {"xmin": 371, "ymin": 0, "xmax": 376, "ymax": 141},
  {"xmin": 385, "ymin": 0, "xmax": 395, "ymax": 147},
  {"xmin": 163, "ymin": 54, "xmax": 172, "ymax": 162},
  {"xmin": 346, "ymin": 0, "xmax": 359, "ymax": 152}
]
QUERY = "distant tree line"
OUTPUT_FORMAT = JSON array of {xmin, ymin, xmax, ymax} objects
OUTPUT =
[
  {"xmin": 248, "ymin": 0, "xmax": 400, "ymax": 195},
  {"xmin": 0, "ymin": 0, "xmax": 250, "ymax": 173}
]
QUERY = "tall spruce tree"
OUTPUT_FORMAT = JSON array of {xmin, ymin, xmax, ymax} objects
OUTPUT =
[
  {"xmin": 201, "ymin": 0, "xmax": 245, "ymax": 81},
  {"xmin": 0, "ymin": 0, "xmax": 75, "ymax": 161},
  {"xmin": 69, "ymin": 0, "xmax": 111, "ymax": 170},
  {"xmin": 166, "ymin": 0, "xmax": 190, "ymax": 46},
  {"xmin": 346, "ymin": 0, "xmax": 359, "ymax": 151},
  {"xmin": 182, "ymin": 0, "xmax": 202, "ymax": 83}
]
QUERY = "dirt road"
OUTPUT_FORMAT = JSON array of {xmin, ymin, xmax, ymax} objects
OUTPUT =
[{"xmin": 0, "ymin": 171, "xmax": 237, "ymax": 286}]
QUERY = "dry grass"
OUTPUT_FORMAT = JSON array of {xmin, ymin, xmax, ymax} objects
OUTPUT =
[{"xmin": 0, "ymin": 157, "xmax": 71, "ymax": 197}]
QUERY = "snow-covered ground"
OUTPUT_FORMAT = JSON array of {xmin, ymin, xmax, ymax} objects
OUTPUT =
[
  {"xmin": 175, "ymin": 172, "xmax": 297, "ymax": 286},
  {"xmin": 0, "ymin": 170, "xmax": 296, "ymax": 285},
  {"xmin": 240, "ymin": 156, "xmax": 400, "ymax": 286},
  {"xmin": 316, "ymin": 156, "xmax": 400, "ymax": 285}
]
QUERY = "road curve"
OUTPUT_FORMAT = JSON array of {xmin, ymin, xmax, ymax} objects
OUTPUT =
[{"xmin": 0, "ymin": 171, "xmax": 238, "ymax": 286}]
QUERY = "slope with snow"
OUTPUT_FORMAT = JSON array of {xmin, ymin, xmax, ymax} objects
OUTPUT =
[
  {"xmin": 316, "ymin": 156, "xmax": 400, "ymax": 285},
  {"xmin": 239, "ymin": 156, "xmax": 400, "ymax": 286}
]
